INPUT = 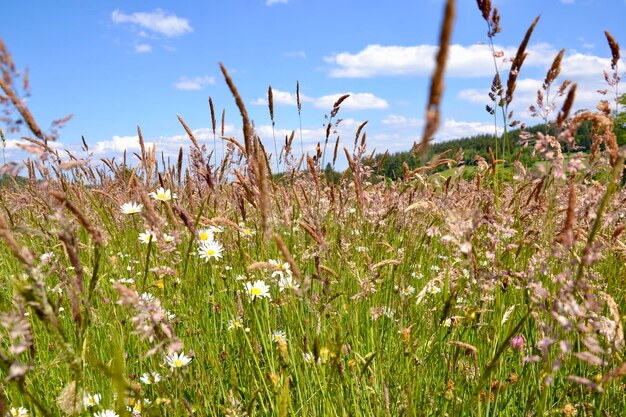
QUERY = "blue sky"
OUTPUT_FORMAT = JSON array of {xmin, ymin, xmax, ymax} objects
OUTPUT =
[{"xmin": 2, "ymin": 0, "xmax": 625, "ymax": 167}]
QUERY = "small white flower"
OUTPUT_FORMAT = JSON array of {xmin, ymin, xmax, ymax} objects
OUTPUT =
[
  {"xmin": 239, "ymin": 223, "xmax": 256, "ymax": 237},
  {"xmin": 83, "ymin": 393, "xmax": 102, "ymax": 408},
  {"xmin": 228, "ymin": 318, "xmax": 244, "ymax": 330},
  {"xmin": 39, "ymin": 252, "xmax": 54, "ymax": 263},
  {"xmin": 428, "ymin": 285, "xmax": 442, "ymax": 295},
  {"xmin": 140, "ymin": 292, "xmax": 155, "ymax": 303},
  {"xmin": 197, "ymin": 228, "xmax": 215, "ymax": 243},
  {"xmin": 163, "ymin": 233, "xmax": 175, "ymax": 243},
  {"xmin": 139, "ymin": 230, "xmax": 157, "ymax": 244},
  {"xmin": 149, "ymin": 187, "xmax": 176, "ymax": 202},
  {"xmin": 278, "ymin": 275, "xmax": 299, "ymax": 292},
  {"xmin": 165, "ymin": 351, "xmax": 192, "ymax": 368},
  {"xmin": 401, "ymin": 285, "xmax": 415, "ymax": 297},
  {"xmin": 10, "ymin": 407, "xmax": 28, "ymax": 417},
  {"xmin": 198, "ymin": 240, "xmax": 224, "ymax": 261},
  {"xmin": 121, "ymin": 202, "xmax": 143, "ymax": 214},
  {"xmin": 442, "ymin": 318, "xmax": 452, "ymax": 327},
  {"xmin": 272, "ymin": 330, "xmax": 287, "ymax": 344},
  {"xmin": 94, "ymin": 410, "xmax": 119, "ymax": 417},
  {"xmin": 269, "ymin": 259, "xmax": 291, "ymax": 279},
  {"xmin": 140, "ymin": 371, "xmax": 162, "ymax": 385},
  {"xmin": 244, "ymin": 280, "xmax": 271, "ymax": 301}
]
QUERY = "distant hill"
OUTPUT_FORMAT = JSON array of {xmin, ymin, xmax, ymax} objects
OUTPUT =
[{"xmin": 366, "ymin": 122, "xmax": 596, "ymax": 180}]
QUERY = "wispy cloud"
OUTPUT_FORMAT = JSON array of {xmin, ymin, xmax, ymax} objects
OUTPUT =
[
  {"xmin": 266, "ymin": 0, "xmax": 289, "ymax": 6},
  {"xmin": 134, "ymin": 44, "xmax": 152, "ymax": 53},
  {"xmin": 252, "ymin": 88, "xmax": 388, "ymax": 110},
  {"xmin": 174, "ymin": 76, "xmax": 216, "ymax": 91},
  {"xmin": 111, "ymin": 9, "xmax": 192, "ymax": 37}
]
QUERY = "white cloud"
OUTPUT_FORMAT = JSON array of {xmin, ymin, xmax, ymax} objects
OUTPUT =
[
  {"xmin": 93, "ymin": 125, "xmax": 236, "ymax": 157},
  {"xmin": 437, "ymin": 119, "xmax": 497, "ymax": 141},
  {"xmin": 252, "ymin": 88, "xmax": 388, "ymax": 110},
  {"xmin": 325, "ymin": 43, "xmax": 558, "ymax": 78},
  {"xmin": 313, "ymin": 93, "xmax": 388, "ymax": 110},
  {"xmin": 174, "ymin": 76, "xmax": 216, "ymax": 91},
  {"xmin": 134, "ymin": 44, "xmax": 152, "ymax": 53},
  {"xmin": 111, "ymin": 9, "xmax": 192, "ymax": 37},
  {"xmin": 381, "ymin": 115, "xmax": 423, "ymax": 127},
  {"xmin": 266, "ymin": 0, "xmax": 289, "ymax": 5},
  {"xmin": 284, "ymin": 51, "xmax": 306, "ymax": 59}
]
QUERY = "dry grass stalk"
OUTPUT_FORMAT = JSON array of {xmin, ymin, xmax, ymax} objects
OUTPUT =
[
  {"xmin": 543, "ymin": 49, "xmax": 565, "ymax": 89},
  {"xmin": 221, "ymin": 136, "xmax": 246, "ymax": 155},
  {"xmin": 268, "ymin": 86, "xmax": 275, "ymax": 124},
  {"xmin": 220, "ymin": 63, "xmax": 252, "ymax": 156},
  {"xmin": 604, "ymin": 31, "xmax": 620, "ymax": 70},
  {"xmin": 49, "ymin": 191, "xmax": 103, "ymax": 246},
  {"xmin": 0, "ymin": 77, "xmax": 46, "ymax": 142},
  {"xmin": 476, "ymin": 0, "xmax": 491, "ymax": 22},
  {"xmin": 255, "ymin": 137, "xmax": 270, "ymax": 236},
  {"xmin": 556, "ymin": 84, "xmax": 577, "ymax": 128},
  {"xmin": 306, "ymin": 155, "xmax": 320, "ymax": 195},
  {"xmin": 273, "ymin": 233, "xmax": 303, "ymax": 285},
  {"xmin": 0, "ymin": 214, "xmax": 34, "ymax": 269},
  {"xmin": 177, "ymin": 114, "xmax": 200, "ymax": 151},
  {"xmin": 505, "ymin": 16, "xmax": 540, "ymax": 106},
  {"xmin": 414, "ymin": 0, "xmax": 456, "ymax": 155}
]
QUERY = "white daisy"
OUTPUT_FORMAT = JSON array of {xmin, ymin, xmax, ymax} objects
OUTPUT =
[
  {"xmin": 10, "ymin": 407, "xmax": 28, "ymax": 417},
  {"xmin": 140, "ymin": 371, "xmax": 162, "ymax": 385},
  {"xmin": 197, "ymin": 228, "xmax": 215, "ymax": 244},
  {"xmin": 272, "ymin": 330, "xmax": 287, "ymax": 344},
  {"xmin": 94, "ymin": 410, "xmax": 119, "ymax": 417},
  {"xmin": 228, "ymin": 318, "xmax": 244, "ymax": 330},
  {"xmin": 83, "ymin": 393, "xmax": 102, "ymax": 408},
  {"xmin": 148, "ymin": 187, "xmax": 177, "ymax": 202},
  {"xmin": 139, "ymin": 230, "xmax": 157, "ymax": 244},
  {"xmin": 121, "ymin": 202, "xmax": 143, "ymax": 214},
  {"xmin": 244, "ymin": 280, "xmax": 271, "ymax": 301},
  {"xmin": 278, "ymin": 275, "xmax": 299, "ymax": 292},
  {"xmin": 239, "ymin": 223, "xmax": 256, "ymax": 237},
  {"xmin": 165, "ymin": 351, "xmax": 192, "ymax": 368},
  {"xmin": 198, "ymin": 240, "xmax": 224, "ymax": 261},
  {"xmin": 163, "ymin": 233, "xmax": 175, "ymax": 243}
]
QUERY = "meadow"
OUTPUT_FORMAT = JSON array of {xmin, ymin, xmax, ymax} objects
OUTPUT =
[{"xmin": 1, "ymin": 1, "xmax": 626, "ymax": 416}]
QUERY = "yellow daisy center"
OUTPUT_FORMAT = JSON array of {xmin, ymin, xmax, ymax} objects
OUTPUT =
[
  {"xmin": 251, "ymin": 287, "xmax": 262, "ymax": 295},
  {"xmin": 173, "ymin": 359, "xmax": 183, "ymax": 367}
]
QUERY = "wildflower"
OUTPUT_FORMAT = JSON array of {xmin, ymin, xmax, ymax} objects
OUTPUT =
[
  {"xmin": 94, "ymin": 410, "xmax": 119, "ymax": 417},
  {"xmin": 278, "ymin": 275, "xmax": 299, "ymax": 292},
  {"xmin": 139, "ymin": 230, "xmax": 157, "ymax": 244},
  {"xmin": 149, "ymin": 187, "xmax": 176, "ymax": 202},
  {"xmin": 121, "ymin": 202, "xmax": 143, "ymax": 214},
  {"xmin": 10, "ymin": 407, "xmax": 28, "ymax": 417},
  {"xmin": 510, "ymin": 335, "xmax": 525, "ymax": 352},
  {"xmin": 140, "ymin": 371, "xmax": 162, "ymax": 385},
  {"xmin": 198, "ymin": 240, "xmax": 224, "ymax": 261},
  {"xmin": 165, "ymin": 351, "xmax": 192, "ymax": 368},
  {"xmin": 228, "ymin": 318, "xmax": 244, "ymax": 330},
  {"xmin": 163, "ymin": 233, "xmax": 175, "ymax": 243},
  {"xmin": 128, "ymin": 399, "xmax": 150, "ymax": 415},
  {"xmin": 401, "ymin": 286, "xmax": 415, "ymax": 297},
  {"xmin": 245, "ymin": 280, "xmax": 271, "ymax": 301},
  {"xmin": 40, "ymin": 252, "xmax": 54, "ymax": 262},
  {"xmin": 239, "ymin": 223, "xmax": 256, "ymax": 237},
  {"xmin": 210, "ymin": 225, "xmax": 224, "ymax": 234},
  {"xmin": 428, "ymin": 285, "xmax": 442, "ymax": 295},
  {"xmin": 303, "ymin": 352, "xmax": 321, "ymax": 364},
  {"xmin": 198, "ymin": 228, "xmax": 215, "ymax": 243},
  {"xmin": 272, "ymin": 330, "xmax": 287, "ymax": 344},
  {"xmin": 83, "ymin": 393, "xmax": 102, "ymax": 408},
  {"xmin": 443, "ymin": 318, "xmax": 452, "ymax": 327},
  {"xmin": 269, "ymin": 259, "xmax": 291, "ymax": 279}
]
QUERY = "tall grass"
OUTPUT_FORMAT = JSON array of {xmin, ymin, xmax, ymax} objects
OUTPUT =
[{"xmin": 0, "ymin": 3, "xmax": 625, "ymax": 417}]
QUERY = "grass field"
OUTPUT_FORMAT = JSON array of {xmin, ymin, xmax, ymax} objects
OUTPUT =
[{"xmin": 1, "ymin": 1, "xmax": 626, "ymax": 416}]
